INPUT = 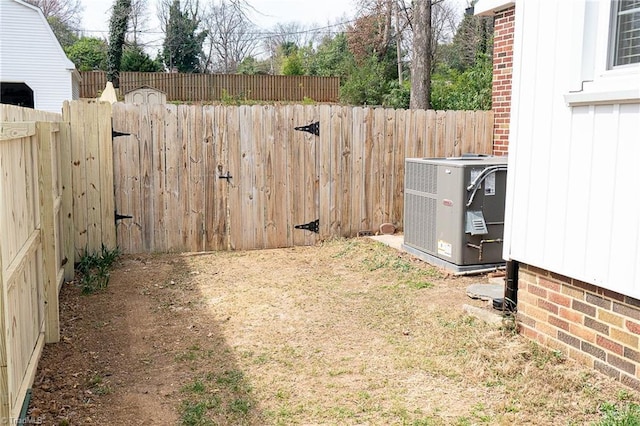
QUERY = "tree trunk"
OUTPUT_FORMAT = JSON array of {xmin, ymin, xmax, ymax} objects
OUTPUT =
[
  {"xmin": 410, "ymin": 0, "xmax": 431, "ymax": 109},
  {"xmin": 107, "ymin": 0, "xmax": 132, "ymax": 88}
]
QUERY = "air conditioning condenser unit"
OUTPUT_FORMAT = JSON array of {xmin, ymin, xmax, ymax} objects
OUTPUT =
[{"xmin": 402, "ymin": 155, "xmax": 508, "ymax": 274}]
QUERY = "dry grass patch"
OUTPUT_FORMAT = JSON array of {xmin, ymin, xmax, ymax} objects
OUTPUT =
[{"xmin": 29, "ymin": 238, "xmax": 639, "ymax": 425}]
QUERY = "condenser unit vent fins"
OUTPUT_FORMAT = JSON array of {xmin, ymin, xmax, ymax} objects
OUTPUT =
[
  {"xmin": 405, "ymin": 161, "xmax": 437, "ymax": 194},
  {"xmin": 404, "ymin": 192, "xmax": 437, "ymax": 252}
]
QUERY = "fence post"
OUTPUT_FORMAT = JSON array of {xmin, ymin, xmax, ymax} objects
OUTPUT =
[{"xmin": 37, "ymin": 122, "xmax": 60, "ymax": 344}]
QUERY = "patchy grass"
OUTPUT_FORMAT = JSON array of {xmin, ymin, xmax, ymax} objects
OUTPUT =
[{"xmin": 29, "ymin": 238, "xmax": 639, "ymax": 425}]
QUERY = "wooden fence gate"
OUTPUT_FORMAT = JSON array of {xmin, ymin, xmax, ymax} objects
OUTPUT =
[{"xmin": 109, "ymin": 103, "xmax": 493, "ymax": 254}]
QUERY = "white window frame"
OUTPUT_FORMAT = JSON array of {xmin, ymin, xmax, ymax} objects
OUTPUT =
[{"xmin": 564, "ymin": 0, "xmax": 640, "ymax": 106}]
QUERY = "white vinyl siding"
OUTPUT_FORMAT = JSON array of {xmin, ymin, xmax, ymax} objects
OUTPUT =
[
  {"xmin": 0, "ymin": 0, "xmax": 76, "ymax": 113},
  {"xmin": 504, "ymin": 0, "xmax": 640, "ymax": 298}
]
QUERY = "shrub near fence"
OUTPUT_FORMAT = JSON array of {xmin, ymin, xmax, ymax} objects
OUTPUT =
[{"xmin": 79, "ymin": 71, "xmax": 341, "ymax": 103}]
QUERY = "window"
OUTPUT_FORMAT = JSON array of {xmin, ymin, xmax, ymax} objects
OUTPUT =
[
  {"xmin": 564, "ymin": 0, "xmax": 640, "ymax": 105},
  {"xmin": 611, "ymin": 0, "xmax": 640, "ymax": 66}
]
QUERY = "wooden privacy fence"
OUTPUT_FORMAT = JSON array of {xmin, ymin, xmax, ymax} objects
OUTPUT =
[
  {"xmin": 0, "ymin": 115, "xmax": 74, "ymax": 421},
  {"xmin": 80, "ymin": 71, "xmax": 341, "ymax": 103},
  {"xmin": 107, "ymin": 104, "xmax": 493, "ymax": 253}
]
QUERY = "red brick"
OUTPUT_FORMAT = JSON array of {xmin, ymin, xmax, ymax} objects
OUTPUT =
[
  {"xmin": 538, "ymin": 299, "xmax": 559, "ymax": 315},
  {"xmin": 549, "ymin": 315, "xmax": 570, "ymax": 331},
  {"xmin": 569, "ymin": 323, "xmax": 596, "ymax": 343},
  {"xmin": 559, "ymin": 307, "xmax": 583, "ymax": 324},
  {"xmin": 597, "ymin": 335, "xmax": 624, "ymax": 355},
  {"xmin": 528, "ymin": 284, "xmax": 547, "ymax": 298},
  {"xmin": 626, "ymin": 320, "xmax": 640, "ymax": 335},
  {"xmin": 549, "ymin": 292, "xmax": 571, "ymax": 308},
  {"xmin": 540, "ymin": 278, "xmax": 560, "ymax": 292}
]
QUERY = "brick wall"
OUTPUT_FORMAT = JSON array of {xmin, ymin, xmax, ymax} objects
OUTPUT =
[
  {"xmin": 491, "ymin": 6, "xmax": 515, "ymax": 156},
  {"xmin": 517, "ymin": 263, "xmax": 640, "ymax": 390}
]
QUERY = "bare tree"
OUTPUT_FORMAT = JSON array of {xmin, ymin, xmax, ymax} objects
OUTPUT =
[
  {"xmin": 128, "ymin": 0, "xmax": 150, "ymax": 45},
  {"xmin": 201, "ymin": 0, "xmax": 257, "ymax": 73},
  {"xmin": 409, "ymin": 0, "xmax": 431, "ymax": 109},
  {"xmin": 25, "ymin": 0, "xmax": 84, "ymax": 29}
]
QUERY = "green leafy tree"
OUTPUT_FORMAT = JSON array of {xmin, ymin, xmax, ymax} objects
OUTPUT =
[
  {"xmin": 281, "ymin": 52, "xmax": 304, "ymax": 76},
  {"xmin": 430, "ymin": 54, "xmax": 492, "ymax": 110},
  {"xmin": 162, "ymin": 0, "xmax": 207, "ymax": 73},
  {"xmin": 308, "ymin": 34, "xmax": 352, "ymax": 78},
  {"xmin": 237, "ymin": 56, "xmax": 269, "ymax": 75},
  {"xmin": 107, "ymin": 0, "xmax": 132, "ymax": 86},
  {"xmin": 65, "ymin": 37, "xmax": 108, "ymax": 71},
  {"xmin": 121, "ymin": 44, "xmax": 163, "ymax": 72}
]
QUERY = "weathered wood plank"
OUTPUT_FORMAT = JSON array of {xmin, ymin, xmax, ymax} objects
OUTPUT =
[
  {"xmin": 138, "ymin": 103, "xmax": 154, "ymax": 252},
  {"xmin": 383, "ymin": 108, "xmax": 396, "ymax": 226},
  {"xmin": 304, "ymin": 105, "xmax": 319, "ymax": 246},
  {"xmin": 263, "ymin": 105, "xmax": 279, "ymax": 248},
  {"xmin": 127, "ymin": 103, "xmax": 143, "ymax": 254},
  {"xmin": 340, "ymin": 106, "xmax": 352, "ymax": 237},
  {"xmin": 151, "ymin": 104, "xmax": 167, "ymax": 251},
  {"xmin": 112, "ymin": 104, "xmax": 130, "ymax": 252},
  {"xmin": 290, "ymin": 105, "xmax": 305, "ymax": 246},
  {"xmin": 251, "ymin": 106, "xmax": 265, "ymax": 249},
  {"xmin": 164, "ymin": 104, "xmax": 180, "ymax": 251},
  {"xmin": 330, "ymin": 105, "xmax": 342, "ymax": 236},
  {"xmin": 227, "ymin": 106, "xmax": 243, "ymax": 250},
  {"xmin": 393, "ymin": 108, "xmax": 407, "ymax": 229},
  {"xmin": 318, "ymin": 105, "xmax": 331, "ymax": 239},
  {"xmin": 190, "ymin": 106, "xmax": 205, "ymax": 252},
  {"xmin": 97, "ymin": 102, "xmax": 116, "ymax": 249}
]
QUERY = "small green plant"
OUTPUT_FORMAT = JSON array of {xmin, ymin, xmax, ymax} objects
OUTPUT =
[
  {"xmin": 180, "ymin": 400, "xmax": 215, "ymax": 426},
  {"xmin": 77, "ymin": 244, "xmax": 120, "ymax": 294},
  {"xmin": 594, "ymin": 402, "xmax": 640, "ymax": 425},
  {"xmin": 301, "ymin": 96, "xmax": 316, "ymax": 105},
  {"xmin": 88, "ymin": 374, "xmax": 111, "ymax": 395}
]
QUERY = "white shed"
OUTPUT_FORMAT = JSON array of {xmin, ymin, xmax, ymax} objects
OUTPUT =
[
  {"xmin": 0, "ymin": 0, "xmax": 80, "ymax": 113},
  {"xmin": 124, "ymin": 85, "xmax": 167, "ymax": 105}
]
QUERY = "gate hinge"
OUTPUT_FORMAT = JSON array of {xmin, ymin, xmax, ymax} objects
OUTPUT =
[
  {"xmin": 294, "ymin": 121, "xmax": 319, "ymax": 136},
  {"xmin": 294, "ymin": 219, "xmax": 319, "ymax": 234},
  {"xmin": 115, "ymin": 211, "xmax": 133, "ymax": 223}
]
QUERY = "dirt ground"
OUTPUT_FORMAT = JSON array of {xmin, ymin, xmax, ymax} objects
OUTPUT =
[{"xmin": 27, "ymin": 238, "xmax": 638, "ymax": 425}]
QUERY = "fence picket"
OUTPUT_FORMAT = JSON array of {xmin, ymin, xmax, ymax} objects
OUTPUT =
[{"xmin": 104, "ymin": 103, "xmax": 494, "ymax": 253}]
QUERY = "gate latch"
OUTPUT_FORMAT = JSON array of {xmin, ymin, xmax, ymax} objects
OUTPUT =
[
  {"xmin": 294, "ymin": 121, "xmax": 319, "ymax": 136},
  {"xmin": 295, "ymin": 219, "xmax": 319, "ymax": 234}
]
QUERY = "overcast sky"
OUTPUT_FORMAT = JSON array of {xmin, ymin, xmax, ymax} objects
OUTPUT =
[{"xmin": 79, "ymin": 0, "xmax": 358, "ymax": 36}]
